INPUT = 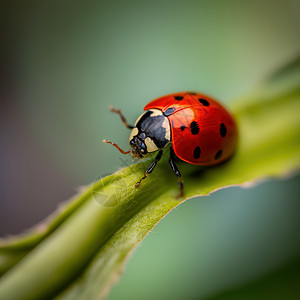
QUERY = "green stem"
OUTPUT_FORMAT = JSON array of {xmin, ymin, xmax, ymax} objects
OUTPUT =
[{"xmin": 0, "ymin": 162, "xmax": 170, "ymax": 299}]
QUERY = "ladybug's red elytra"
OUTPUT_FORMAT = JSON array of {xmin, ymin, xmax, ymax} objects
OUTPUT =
[{"xmin": 103, "ymin": 92, "xmax": 238, "ymax": 197}]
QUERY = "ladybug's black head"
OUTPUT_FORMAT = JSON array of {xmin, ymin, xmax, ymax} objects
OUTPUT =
[
  {"xmin": 129, "ymin": 109, "xmax": 171, "ymax": 159},
  {"xmin": 129, "ymin": 135, "xmax": 148, "ymax": 159}
]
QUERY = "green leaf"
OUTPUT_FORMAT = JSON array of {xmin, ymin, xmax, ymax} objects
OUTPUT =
[{"xmin": 0, "ymin": 56, "xmax": 299, "ymax": 300}]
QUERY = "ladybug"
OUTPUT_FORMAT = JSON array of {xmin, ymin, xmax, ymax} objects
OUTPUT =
[{"xmin": 103, "ymin": 92, "xmax": 238, "ymax": 197}]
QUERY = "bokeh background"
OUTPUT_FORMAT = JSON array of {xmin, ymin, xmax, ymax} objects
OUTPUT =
[{"xmin": 1, "ymin": 1, "xmax": 300, "ymax": 299}]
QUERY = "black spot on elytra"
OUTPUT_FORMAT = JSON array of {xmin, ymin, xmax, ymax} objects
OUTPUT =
[
  {"xmin": 199, "ymin": 98, "xmax": 209, "ymax": 106},
  {"xmin": 164, "ymin": 107, "xmax": 175, "ymax": 116},
  {"xmin": 180, "ymin": 125, "xmax": 186, "ymax": 131},
  {"xmin": 193, "ymin": 146, "xmax": 201, "ymax": 159},
  {"xmin": 220, "ymin": 123, "xmax": 227, "ymax": 137},
  {"xmin": 215, "ymin": 150, "xmax": 222, "ymax": 160},
  {"xmin": 175, "ymin": 96, "xmax": 184, "ymax": 100},
  {"xmin": 190, "ymin": 121, "xmax": 199, "ymax": 135}
]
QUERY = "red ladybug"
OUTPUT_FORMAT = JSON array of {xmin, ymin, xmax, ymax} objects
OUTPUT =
[{"xmin": 104, "ymin": 92, "xmax": 238, "ymax": 197}]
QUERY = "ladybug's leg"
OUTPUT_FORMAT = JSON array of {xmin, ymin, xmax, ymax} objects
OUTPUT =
[
  {"xmin": 169, "ymin": 147, "xmax": 184, "ymax": 198},
  {"xmin": 110, "ymin": 106, "xmax": 134, "ymax": 129},
  {"xmin": 135, "ymin": 150, "xmax": 163, "ymax": 188}
]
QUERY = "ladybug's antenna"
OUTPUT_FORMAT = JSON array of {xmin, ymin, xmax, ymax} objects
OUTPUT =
[{"xmin": 102, "ymin": 139, "xmax": 131, "ymax": 154}]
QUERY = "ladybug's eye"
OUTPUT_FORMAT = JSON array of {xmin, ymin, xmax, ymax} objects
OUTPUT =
[
  {"xmin": 140, "ymin": 143, "xmax": 147, "ymax": 154},
  {"xmin": 130, "ymin": 139, "xmax": 134, "ymax": 145}
]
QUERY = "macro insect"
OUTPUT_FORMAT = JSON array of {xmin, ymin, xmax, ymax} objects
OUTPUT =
[{"xmin": 103, "ymin": 92, "xmax": 238, "ymax": 197}]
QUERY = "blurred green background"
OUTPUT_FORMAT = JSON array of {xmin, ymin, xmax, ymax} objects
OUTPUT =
[{"xmin": 1, "ymin": 1, "xmax": 300, "ymax": 299}]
